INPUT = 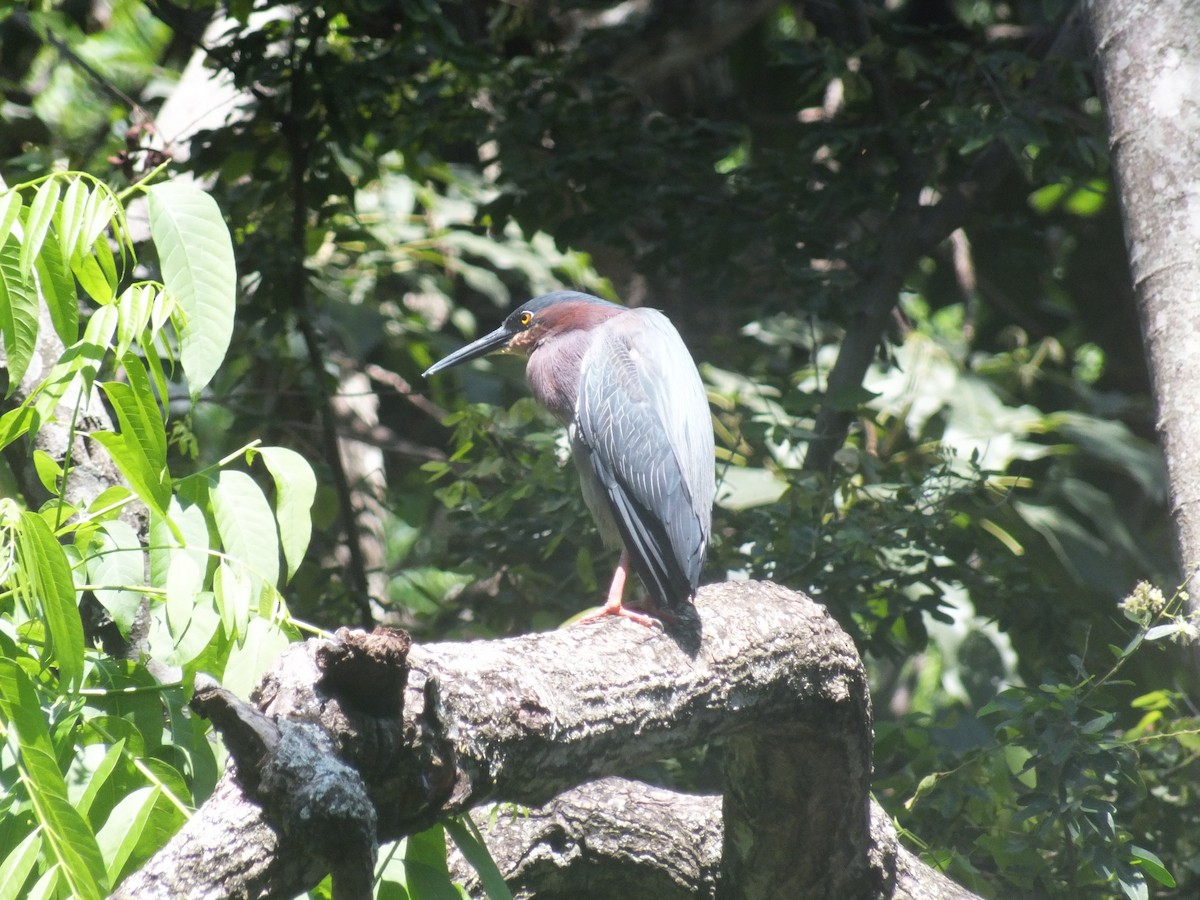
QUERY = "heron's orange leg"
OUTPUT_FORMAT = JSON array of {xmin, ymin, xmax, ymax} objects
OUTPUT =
[{"xmin": 578, "ymin": 550, "xmax": 661, "ymax": 629}]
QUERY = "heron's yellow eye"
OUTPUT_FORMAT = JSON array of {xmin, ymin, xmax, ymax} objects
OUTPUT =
[{"xmin": 518, "ymin": 311, "xmax": 533, "ymax": 327}]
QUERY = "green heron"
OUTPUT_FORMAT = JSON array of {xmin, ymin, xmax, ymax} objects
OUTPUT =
[{"xmin": 424, "ymin": 291, "xmax": 715, "ymax": 627}]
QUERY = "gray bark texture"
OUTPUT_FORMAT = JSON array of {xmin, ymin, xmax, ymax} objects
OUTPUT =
[
  {"xmin": 112, "ymin": 581, "xmax": 981, "ymax": 900},
  {"xmin": 451, "ymin": 781, "xmax": 978, "ymax": 900},
  {"xmin": 1085, "ymin": 0, "xmax": 1200, "ymax": 610}
]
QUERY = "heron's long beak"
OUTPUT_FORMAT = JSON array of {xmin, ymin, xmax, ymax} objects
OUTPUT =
[{"xmin": 422, "ymin": 324, "xmax": 513, "ymax": 377}]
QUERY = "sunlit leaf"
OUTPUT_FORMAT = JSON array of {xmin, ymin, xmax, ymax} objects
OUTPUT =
[
  {"xmin": 18, "ymin": 178, "xmax": 60, "ymax": 277},
  {"xmin": 71, "ymin": 247, "xmax": 115, "ymax": 305},
  {"xmin": 148, "ymin": 587, "xmax": 220, "ymax": 668},
  {"xmin": 0, "ymin": 660, "xmax": 108, "ymax": 899},
  {"xmin": 17, "ymin": 511, "xmax": 84, "ymax": 689},
  {"xmin": 1129, "ymin": 845, "xmax": 1176, "ymax": 888},
  {"xmin": 444, "ymin": 816, "xmax": 513, "ymax": 900},
  {"xmin": 76, "ymin": 739, "xmax": 127, "ymax": 819},
  {"xmin": 147, "ymin": 183, "xmax": 236, "ymax": 397},
  {"xmin": 116, "ymin": 284, "xmax": 154, "ymax": 360},
  {"xmin": 91, "ymin": 226, "xmax": 118, "ymax": 296},
  {"xmin": 78, "ymin": 183, "xmax": 117, "ymax": 259},
  {"xmin": 1145, "ymin": 622, "xmax": 1188, "ymax": 642},
  {"xmin": 96, "ymin": 786, "xmax": 161, "ymax": 884},
  {"xmin": 95, "ymin": 355, "xmax": 169, "ymax": 514},
  {"xmin": 32, "ymin": 449, "xmax": 62, "ymax": 495},
  {"xmin": 147, "ymin": 496, "xmax": 209, "ymax": 593},
  {"xmin": 404, "ymin": 824, "xmax": 462, "ymax": 900},
  {"xmin": 0, "ymin": 235, "xmax": 39, "ymax": 395},
  {"xmin": 55, "ymin": 176, "xmax": 87, "ymax": 262},
  {"xmin": 0, "ymin": 190, "xmax": 22, "ymax": 246},
  {"xmin": 222, "ymin": 616, "xmax": 290, "ymax": 699},
  {"xmin": 24, "ymin": 866, "xmax": 62, "ymax": 900},
  {"xmin": 212, "ymin": 469, "xmax": 280, "ymax": 591},
  {"xmin": 86, "ymin": 520, "xmax": 144, "ymax": 635},
  {"xmin": 257, "ymin": 446, "xmax": 316, "ymax": 582},
  {"xmin": 715, "ymin": 466, "xmax": 788, "ymax": 510},
  {"xmin": 0, "ymin": 831, "xmax": 41, "ymax": 900},
  {"xmin": 33, "ymin": 221, "xmax": 76, "ymax": 344},
  {"xmin": 214, "ymin": 560, "xmax": 252, "ymax": 640}
]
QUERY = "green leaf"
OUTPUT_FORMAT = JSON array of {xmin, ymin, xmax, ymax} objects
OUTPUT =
[
  {"xmin": 148, "ymin": 496, "xmax": 210, "ymax": 592},
  {"xmin": 0, "ymin": 831, "xmax": 41, "ymax": 900},
  {"xmin": 82, "ymin": 485, "xmax": 134, "ymax": 522},
  {"xmin": 444, "ymin": 816, "xmax": 513, "ymax": 900},
  {"xmin": 116, "ymin": 284, "xmax": 154, "ymax": 360},
  {"xmin": 257, "ymin": 446, "xmax": 317, "ymax": 581},
  {"xmin": 214, "ymin": 560, "xmax": 253, "ymax": 639},
  {"xmin": 91, "ymin": 225, "xmax": 119, "ymax": 295},
  {"xmin": 76, "ymin": 739, "xmax": 127, "ymax": 819},
  {"xmin": 78, "ymin": 182, "xmax": 117, "ymax": 258},
  {"xmin": 222, "ymin": 616, "xmax": 290, "ymax": 699},
  {"xmin": 95, "ymin": 356, "xmax": 169, "ymax": 514},
  {"xmin": 0, "ymin": 403, "xmax": 37, "ymax": 448},
  {"xmin": 18, "ymin": 177, "xmax": 61, "ymax": 277},
  {"xmin": 374, "ymin": 842, "xmax": 410, "ymax": 900},
  {"xmin": 0, "ymin": 659, "xmax": 109, "ymax": 900},
  {"xmin": 32, "ymin": 449, "xmax": 63, "ymax": 494},
  {"xmin": 107, "ymin": 353, "xmax": 168, "ymax": 461},
  {"xmin": 56, "ymin": 176, "xmax": 87, "ymax": 262},
  {"xmin": 91, "ymin": 431, "xmax": 162, "ymax": 516},
  {"xmin": 24, "ymin": 867, "xmax": 62, "ymax": 900},
  {"xmin": 147, "ymin": 183, "xmax": 236, "ymax": 396},
  {"xmin": 0, "ymin": 403, "xmax": 38, "ymax": 450},
  {"xmin": 166, "ymin": 550, "xmax": 204, "ymax": 618},
  {"xmin": 1129, "ymin": 846, "xmax": 1176, "ymax": 887},
  {"xmin": 17, "ymin": 511, "xmax": 84, "ymax": 689},
  {"xmin": 136, "ymin": 757, "xmax": 194, "ymax": 819},
  {"xmin": 33, "ymin": 221, "xmax": 77, "ymax": 344},
  {"xmin": 96, "ymin": 786, "xmax": 161, "ymax": 884},
  {"xmin": 148, "ymin": 587, "xmax": 220, "ymax": 668},
  {"xmin": 86, "ymin": 520, "xmax": 145, "ymax": 635},
  {"xmin": 0, "ymin": 190, "xmax": 22, "ymax": 245},
  {"xmin": 82, "ymin": 299, "xmax": 119, "ymax": 350},
  {"xmin": 72, "ymin": 246, "xmax": 115, "ymax": 305},
  {"xmin": 0, "ymin": 234, "xmax": 39, "ymax": 395},
  {"xmin": 212, "ymin": 469, "xmax": 280, "ymax": 591},
  {"xmin": 404, "ymin": 824, "xmax": 463, "ymax": 900}
]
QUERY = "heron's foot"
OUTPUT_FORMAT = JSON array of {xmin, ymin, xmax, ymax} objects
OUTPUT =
[{"xmin": 577, "ymin": 599, "xmax": 663, "ymax": 629}]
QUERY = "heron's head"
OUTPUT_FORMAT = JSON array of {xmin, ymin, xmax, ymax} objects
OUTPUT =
[{"xmin": 422, "ymin": 292, "xmax": 623, "ymax": 376}]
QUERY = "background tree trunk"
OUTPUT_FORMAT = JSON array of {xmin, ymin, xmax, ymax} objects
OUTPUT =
[{"xmin": 1086, "ymin": 0, "xmax": 1200, "ymax": 632}]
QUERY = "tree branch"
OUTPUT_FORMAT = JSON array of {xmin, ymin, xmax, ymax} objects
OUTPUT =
[
  {"xmin": 450, "ymin": 780, "xmax": 980, "ymax": 900},
  {"xmin": 113, "ymin": 581, "xmax": 979, "ymax": 899}
]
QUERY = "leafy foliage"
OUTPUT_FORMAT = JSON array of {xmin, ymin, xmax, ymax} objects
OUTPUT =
[
  {"xmin": 1, "ymin": 0, "xmax": 1196, "ymax": 898},
  {"xmin": 877, "ymin": 581, "xmax": 1200, "ymax": 899},
  {"xmin": 0, "ymin": 171, "xmax": 309, "ymax": 896}
]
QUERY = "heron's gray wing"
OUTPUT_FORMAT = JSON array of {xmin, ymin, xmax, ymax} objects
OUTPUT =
[{"xmin": 573, "ymin": 309, "xmax": 714, "ymax": 609}]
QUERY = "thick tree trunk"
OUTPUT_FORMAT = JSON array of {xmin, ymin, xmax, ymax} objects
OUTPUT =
[
  {"xmin": 113, "ymin": 581, "xmax": 980, "ymax": 900},
  {"xmin": 1085, "ymin": 0, "xmax": 1200, "ymax": 621}
]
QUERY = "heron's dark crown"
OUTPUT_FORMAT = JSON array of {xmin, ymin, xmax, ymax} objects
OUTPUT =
[
  {"xmin": 502, "ymin": 293, "xmax": 627, "ymax": 350},
  {"xmin": 507, "ymin": 291, "xmax": 622, "ymax": 327}
]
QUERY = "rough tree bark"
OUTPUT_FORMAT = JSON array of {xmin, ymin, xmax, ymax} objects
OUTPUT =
[
  {"xmin": 449, "ymin": 780, "xmax": 977, "ymax": 900},
  {"xmin": 113, "ymin": 581, "xmax": 980, "ymax": 900},
  {"xmin": 1085, "ymin": 0, "xmax": 1200, "ymax": 629}
]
